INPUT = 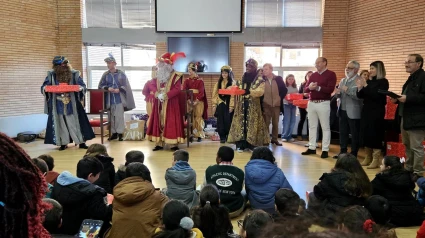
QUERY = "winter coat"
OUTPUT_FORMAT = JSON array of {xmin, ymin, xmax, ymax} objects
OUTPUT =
[
  {"xmin": 105, "ymin": 176, "xmax": 168, "ymax": 238},
  {"xmin": 165, "ymin": 161, "xmax": 199, "ymax": 208},
  {"xmin": 245, "ymin": 159, "xmax": 293, "ymax": 214},
  {"xmin": 51, "ymin": 171, "xmax": 112, "ymax": 235},
  {"xmin": 93, "ymin": 155, "xmax": 115, "ymax": 194},
  {"xmin": 313, "ymin": 171, "xmax": 365, "ymax": 225},
  {"xmin": 372, "ymin": 170, "xmax": 424, "ymax": 227}
]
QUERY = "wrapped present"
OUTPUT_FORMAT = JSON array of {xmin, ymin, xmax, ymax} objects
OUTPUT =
[
  {"xmin": 386, "ymin": 142, "xmax": 406, "ymax": 158},
  {"xmin": 218, "ymin": 86, "xmax": 245, "ymax": 95},
  {"xmin": 285, "ymin": 93, "xmax": 303, "ymax": 101},
  {"xmin": 385, "ymin": 96, "xmax": 398, "ymax": 120},
  {"xmin": 45, "ymin": 83, "xmax": 80, "ymax": 93},
  {"xmin": 211, "ymin": 132, "xmax": 220, "ymax": 141},
  {"xmin": 293, "ymin": 99, "xmax": 309, "ymax": 109},
  {"xmin": 205, "ymin": 117, "xmax": 217, "ymax": 128}
]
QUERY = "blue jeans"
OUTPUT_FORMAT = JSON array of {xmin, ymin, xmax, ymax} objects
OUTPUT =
[{"xmin": 282, "ymin": 104, "xmax": 296, "ymax": 140}]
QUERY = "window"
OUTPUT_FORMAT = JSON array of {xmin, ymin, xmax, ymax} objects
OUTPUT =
[
  {"xmin": 83, "ymin": 0, "xmax": 156, "ymax": 28},
  {"xmin": 245, "ymin": 46, "xmax": 281, "ymax": 68},
  {"xmin": 84, "ymin": 0, "xmax": 121, "ymax": 28},
  {"xmin": 121, "ymin": 0, "xmax": 156, "ymax": 28},
  {"xmin": 245, "ymin": 0, "xmax": 322, "ymax": 27},
  {"xmin": 85, "ymin": 45, "xmax": 156, "ymax": 111},
  {"xmin": 281, "ymin": 48, "xmax": 319, "ymax": 66},
  {"xmin": 87, "ymin": 46, "xmax": 122, "ymax": 66},
  {"xmin": 123, "ymin": 47, "xmax": 156, "ymax": 66}
]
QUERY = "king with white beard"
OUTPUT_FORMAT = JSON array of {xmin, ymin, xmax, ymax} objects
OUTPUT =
[{"xmin": 146, "ymin": 52, "xmax": 186, "ymax": 151}]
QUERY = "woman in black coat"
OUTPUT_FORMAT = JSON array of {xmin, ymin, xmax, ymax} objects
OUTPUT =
[
  {"xmin": 356, "ymin": 61, "xmax": 389, "ymax": 169},
  {"xmin": 371, "ymin": 156, "xmax": 424, "ymax": 227}
]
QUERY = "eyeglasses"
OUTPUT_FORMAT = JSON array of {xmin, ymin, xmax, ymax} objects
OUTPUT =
[{"xmin": 404, "ymin": 61, "xmax": 418, "ymax": 64}]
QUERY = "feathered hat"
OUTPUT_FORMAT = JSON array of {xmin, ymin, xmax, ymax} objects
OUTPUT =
[
  {"xmin": 52, "ymin": 56, "xmax": 69, "ymax": 65},
  {"xmin": 158, "ymin": 52, "xmax": 186, "ymax": 65},
  {"xmin": 104, "ymin": 53, "xmax": 116, "ymax": 63}
]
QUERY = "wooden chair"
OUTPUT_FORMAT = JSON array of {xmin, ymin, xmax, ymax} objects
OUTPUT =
[
  {"xmin": 87, "ymin": 89, "xmax": 110, "ymax": 144},
  {"xmin": 181, "ymin": 90, "xmax": 194, "ymax": 147}
]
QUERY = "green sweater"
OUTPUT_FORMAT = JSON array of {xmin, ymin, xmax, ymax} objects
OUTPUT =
[{"xmin": 205, "ymin": 164, "xmax": 245, "ymax": 212}]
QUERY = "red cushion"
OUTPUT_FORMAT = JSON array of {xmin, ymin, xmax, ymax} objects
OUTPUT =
[{"xmin": 90, "ymin": 119, "xmax": 107, "ymax": 127}]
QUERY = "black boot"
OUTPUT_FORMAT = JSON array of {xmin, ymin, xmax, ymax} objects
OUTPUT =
[
  {"xmin": 108, "ymin": 133, "xmax": 118, "ymax": 141},
  {"xmin": 197, "ymin": 137, "xmax": 202, "ymax": 142},
  {"xmin": 118, "ymin": 134, "xmax": 123, "ymax": 141},
  {"xmin": 59, "ymin": 145, "xmax": 67, "ymax": 151},
  {"xmin": 170, "ymin": 146, "xmax": 179, "ymax": 151},
  {"xmin": 79, "ymin": 143, "xmax": 89, "ymax": 149}
]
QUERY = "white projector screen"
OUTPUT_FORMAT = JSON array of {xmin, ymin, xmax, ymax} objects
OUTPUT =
[{"xmin": 156, "ymin": 0, "xmax": 242, "ymax": 33}]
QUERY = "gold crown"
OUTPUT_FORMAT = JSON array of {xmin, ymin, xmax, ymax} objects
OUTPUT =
[{"xmin": 221, "ymin": 65, "xmax": 232, "ymax": 71}]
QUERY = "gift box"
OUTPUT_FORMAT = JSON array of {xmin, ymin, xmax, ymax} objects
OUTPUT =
[
  {"xmin": 293, "ymin": 99, "xmax": 309, "ymax": 109},
  {"xmin": 45, "ymin": 83, "xmax": 80, "ymax": 93},
  {"xmin": 384, "ymin": 96, "xmax": 398, "ymax": 120},
  {"xmin": 218, "ymin": 86, "xmax": 245, "ymax": 95},
  {"xmin": 285, "ymin": 93, "xmax": 303, "ymax": 101},
  {"xmin": 386, "ymin": 142, "xmax": 406, "ymax": 158}
]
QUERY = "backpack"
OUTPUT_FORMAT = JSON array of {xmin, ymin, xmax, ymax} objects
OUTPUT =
[{"xmin": 17, "ymin": 131, "xmax": 37, "ymax": 143}]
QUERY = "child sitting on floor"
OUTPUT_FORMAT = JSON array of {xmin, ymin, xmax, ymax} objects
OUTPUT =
[{"xmin": 38, "ymin": 154, "xmax": 60, "ymax": 185}]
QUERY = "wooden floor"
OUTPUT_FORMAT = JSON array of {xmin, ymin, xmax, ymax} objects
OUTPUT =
[{"xmin": 21, "ymin": 137, "xmax": 418, "ymax": 237}]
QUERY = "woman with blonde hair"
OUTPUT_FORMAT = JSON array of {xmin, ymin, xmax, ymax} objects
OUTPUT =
[
  {"xmin": 356, "ymin": 61, "xmax": 389, "ymax": 169},
  {"xmin": 85, "ymin": 143, "xmax": 115, "ymax": 193}
]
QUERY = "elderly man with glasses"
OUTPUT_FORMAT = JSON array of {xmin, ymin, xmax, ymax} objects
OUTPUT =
[
  {"xmin": 390, "ymin": 54, "xmax": 425, "ymax": 179},
  {"xmin": 333, "ymin": 61, "xmax": 363, "ymax": 159}
]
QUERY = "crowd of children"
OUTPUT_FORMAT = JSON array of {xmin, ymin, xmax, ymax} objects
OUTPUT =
[{"xmin": 3, "ymin": 131, "xmax": 425, "ymax": 237}]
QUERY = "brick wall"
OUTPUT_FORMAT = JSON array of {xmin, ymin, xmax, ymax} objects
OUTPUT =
[
  {"xmin": 321, "ymin": 0, "xmax": 349, "ymax": 80},
  {"xmin": 323, "ymin": 0, "xmax": 425, "ymax": 92},
  {"xmin": 345, "ymin": 0, "xmax": 425, "ymax": 93},
  {"xmin": 0, "ymin": 0, "xmax": 82, "ymax": 117},
  {"xmin": 156, "ymin": 42, "xmax": 245, "ymax": 116}
]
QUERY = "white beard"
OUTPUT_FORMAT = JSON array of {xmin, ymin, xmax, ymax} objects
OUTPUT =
[
  {"xmin": 157, "ymin": 62, "xmax": 173, "ymax": 84},
  {"xmin": 345, "ymin": 71, "xmax": 355, "ymax": 79}
]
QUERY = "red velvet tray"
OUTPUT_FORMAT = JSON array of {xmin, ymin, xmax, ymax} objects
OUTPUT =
[
  {"xmin": 285, "ymin": 93, "xmax": 303, "ymax": 101},
  {"xmin": 45, "ymin": 83, "xmax": 80, "ymax": 93},
  {"xmin": 218, "ymin": 86, "xmax": 245, "ymax": 95}
]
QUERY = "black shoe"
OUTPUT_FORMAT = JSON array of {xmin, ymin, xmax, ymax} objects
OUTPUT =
[
  {"xmin": 332, "ymin": 152, "xmax": 346, "ymax": 159},
  {"xmin": 197, "ymin": 137, "xmax": 202, "ymax": 142},
  {"xmin": 220, "ymin": 140, "xmax": 226, "ymax": 144},
  {"xmin": 321, "ymin": 151, "xmax": 329, "ymax": 159},
  {"xmin": 301, "ymin": 149, "xmax": 316, "ymax": 155},
  {"xmin": 271, "ymin": 140, "xmax": 282, "ymax": 146},
  {"xmin": 170, "ymin": 146, "xmax": 179, "ymax": 151},
  {"xmin": 189, "ymin": 136, "xmax": 194, "ymax": 143},
  {"xmin": 153, "ymin": 146, "xmax": 163, "ymax": 151},
  {"xmin": 59, "ymin": 145, "xmax": 67, "ymax": 151},
  {"xmin": 109, "ymin": 133, "xmax": 118, "ymax": 141},
  {"xmin": 79, "ymin": 143, "xmax": 88, "ymax": 149},
  {"xmin": 118, "ymin": 134, "xmax": 123, "ymax": 141}
]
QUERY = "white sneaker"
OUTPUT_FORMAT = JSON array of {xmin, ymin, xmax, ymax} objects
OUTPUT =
[
  {"xmin": 237, "ymin": 148, "xmax": 243, "ymax": 153},
  {"xmin": 282, "ymin": 139, "xmax": 287, "ymax": 142},
  {"xmin": 288, "ymin": 138, "xmax": 295, "ymax": 142}
]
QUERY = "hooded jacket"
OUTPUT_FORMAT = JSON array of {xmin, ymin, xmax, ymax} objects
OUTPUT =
[
  {"xmin": 372, "ymin": 170, "xmax": 424, "ymax": 227},
  {"xmin": 245, "ymin": 159, "xmax": 292, "ymax": 214},
  {"xmin": 105, "ymin": 176, "xmax": 168, "ymax": 238},
  {"xmin": 51, "ymin": 171, "xmax": 112, "ymax": 235},
  {"xmin": 165, "ymin": 161, "xmax": 199, "ymax": 208}
]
